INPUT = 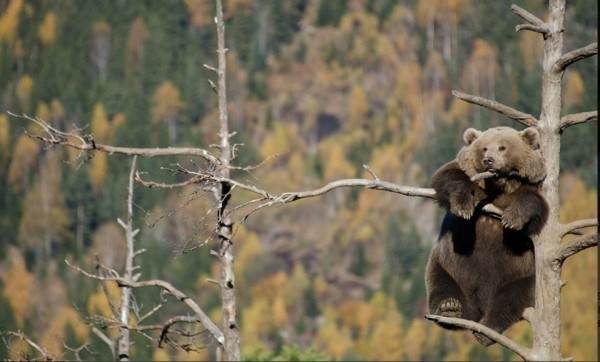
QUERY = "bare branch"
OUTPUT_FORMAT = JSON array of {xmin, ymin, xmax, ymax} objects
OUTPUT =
[
  {"xmin": 9, "ymin": 112, "xmax": 220, "ymax": 164},
  {"xmin": 92, "ymin": 327, "xmax": 115, "ymax": 357},
  {"xmin": 559, "ymin": 111, "xmax": 598, "ymax": 133},
  {"xmin": 4, "ymin": 330, "xmax": 56, "ymax": 361},
  {"xmin": 511, "ymin": 4, "xmax": 549, "ymax": 35},
  {"xmin": 554, "ymin": 233, "xmax": 598, "ymax": 264},
  {"xmin": 424, "ymin": 315, "xmax": 532, "ymax": 360},
  {"xmin": 559, "ymin": 218, "xmax": 598, "ymax": 237},
  {"xmin": 451, "ymin": 90, "xmax": 538, "ymax": 127},
  {"xmin": 515, "ymin": 23, "xmax": 550, "ymax": 34},
  {"xmin": 470, "ymin": 171, "xmax": 497, "ymax": 182},
  {"xmin": 66, "ymin": 260, "xmax": 225, "ymax": 346},
  {"xmin": 135, "ymin": 171, "xmax": 206, "ymax": 189},
  {"xmin": 553, "ymin": 42, "xmax": 598, "ymax": 73}
]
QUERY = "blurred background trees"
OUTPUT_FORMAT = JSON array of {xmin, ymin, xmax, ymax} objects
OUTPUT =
[{"xmin": 0, "ymin": 0, "xmax": 596, "ymax": 360}]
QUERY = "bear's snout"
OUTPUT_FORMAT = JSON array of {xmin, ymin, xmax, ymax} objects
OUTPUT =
[{"xmin": 483, "ymin": 157, "xmax": 495, "ymax": 170}]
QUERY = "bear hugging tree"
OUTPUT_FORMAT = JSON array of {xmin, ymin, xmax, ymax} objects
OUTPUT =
[{"xmin": 426, "ymin": 126, "xmax": 549, "ymax": 346}]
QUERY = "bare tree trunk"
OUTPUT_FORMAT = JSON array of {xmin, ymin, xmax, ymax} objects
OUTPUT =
[
  {"xmin": 532, "ymin": 0, "xmax": 565, "ymax": 360},
  {"xmin": 117, "ymin": 156, "xmax": 139, "ymax": 361},
  {"xmin": 214, "ymin": 0, "xmax": 240, "ymax": 360}
]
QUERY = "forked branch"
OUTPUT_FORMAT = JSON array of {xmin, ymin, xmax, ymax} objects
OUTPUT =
[
  {"xmin": 559, "ymin": 218, "xmax": 598, "ymax": 237},
  {"xmin": 511, "ymin": 4, "xmax": 549, "ymax": 36},
  {"xmin": 554, "ymin": 233, "xmax": 599, "ymax": 265}
]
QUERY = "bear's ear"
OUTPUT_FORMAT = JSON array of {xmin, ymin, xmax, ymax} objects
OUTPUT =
[
  {"xmin": 520, "ymin": 127, "xmax": 540, "ymax": 150},
  {"xmin": 463, "ymin": 128, "xmax": 481, "ymax": 145}
]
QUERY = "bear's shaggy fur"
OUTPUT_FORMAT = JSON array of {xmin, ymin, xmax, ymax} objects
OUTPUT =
[{"xmin": 426, "ymin": 126, "xmax": 549, "ymax": 346}]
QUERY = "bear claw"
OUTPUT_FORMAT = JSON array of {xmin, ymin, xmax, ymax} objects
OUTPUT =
[{"xmin": 436, "ymin": 298, "xmax": 462, "ymax": 318}]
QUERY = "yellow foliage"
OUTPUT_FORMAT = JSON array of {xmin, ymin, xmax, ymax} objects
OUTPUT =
[
  {"xmin": 38, "ymin": 11, "xmax": 58, "ymax": 45},
  {"xmin": 50, "ymin": 98, "xmax": 66, "ymax": 123},
  {"xmin": 152, "ymin": 81, "xmax": 183, "ymax": 124},
  {"xmin": 88, "ymin": 151, "xmax": 108, "ymax": 193},
  {"xmin": 18, "ymin": 152, "xmax": 70, "ymax": 251},
  {"xmin": 519, "ymin": 31, "xmax": 543, "ymax": 70},
  {"xmin": 6, "ymin": 338, "xmax": 30, "ymax": 361},
  {"xmin": 315, "ymin": 311, "xmax": 353, "ymax": 358},
  {"xmin": 152, "ymin": 347, "xmax": 171, "ymax": 361},
  {"xmin": 86, "ymin": 282, "xmax": 121, "ymax": 319},
  {"xmin": 319, "ymin": 138, "xmax": 355, "ymax": 181},
  {"xmin": 260, "ymin": 121, "xmax": 304, "ymax": 161},
  {"xmin": 0, "ymin": 114, "xmax": 10, "ymax": 162},
  {"xmin": 563, "ymin": 71, "xmax": 585, "ymax": 110},
  {"xmin": 36, "ymin": 101, "xmax": 50, "ymax": 121},
  {"xmin": 1, "ymin": 247, "xmax": 34, "ymax": 328},
  {"xmin": 175, "ymin": 347, "xmax": 210, "ymax": 361},
  {"xmin": 285, "ymin": 263, "xmax": 309, "ymax": 305},
  {"xmin": 404, "ymin": 318, "xmax": 427, "ymax": 360},
  {"xmin": 558, "ymin": 174, "xmax": 597, "ymax": 361},
  {"xmin": 91, "ymin": 102, "xmax": 110, "ymax": 141},
  {"xmin": 16, "ymin": 74, "xmax": 34, "ymax": 112},
  {"xmin": 348, "ymin": 84, "xmax": 369, "ymax": 130},
  {"xmin": 448, "ymin": 97, "xmax": 470, "ymax": 124},
  {"xmin": 8, "ymin": 134, "xmax": 40, "ymax": 193},
  {"xmin": 109, "ymin": 112, "xmax": 126, "ymax": 139},
  {"xmin": 365, "ymin": 310, "xmax": 404, "ymax": 361},
  {"xmin": 126, "ymin": 17, "xmax": 148, "ymax": 72},
  {"xmin": 0, "ymin": 0, "xmax": 23, "ymax": 42},
  {"xmin": 183, "ymin": 0, "xmax": 213, "ymax": 28},
  {"xmin": 39, "ymin": 305, "xmax": 89, "ymax": 356}
]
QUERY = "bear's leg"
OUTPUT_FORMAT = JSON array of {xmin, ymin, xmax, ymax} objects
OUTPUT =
[
  {"xmin": 501, "ymin": 188, "xmax": 548, "ymax": 235},
  {"xmin": 426, "ymin": 259, "xmax": 479, "ymax": 329},
  {"xmin": 474, "ymin": 275, "xmax": 535, "ymax": 346}
]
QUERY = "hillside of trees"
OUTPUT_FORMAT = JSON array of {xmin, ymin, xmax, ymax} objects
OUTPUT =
[{"xmin": 0, "ymin": 0, "xmax": 597, "ymax": 360}]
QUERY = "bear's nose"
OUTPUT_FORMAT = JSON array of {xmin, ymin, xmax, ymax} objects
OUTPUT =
[{"xmin": 483, "ymin": 157, "xmax": 494, "ymax": 169}]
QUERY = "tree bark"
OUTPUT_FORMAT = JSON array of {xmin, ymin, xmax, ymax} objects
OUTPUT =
[
  {"xmin": 531, "ymin": 0, "xmax": 564, "ymax": 360},
  {"xmin": 214, "ymin": 0, "xmax": 240, "ymax": 360}
]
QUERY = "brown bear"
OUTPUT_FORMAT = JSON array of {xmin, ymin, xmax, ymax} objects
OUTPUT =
[{"xmin": 426, "ymin": 126, "xmax": 549, "ymax": 346}]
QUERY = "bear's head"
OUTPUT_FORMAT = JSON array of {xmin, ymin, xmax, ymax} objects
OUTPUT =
[{"xmin": 456, "ymin": 126, "xmax": 546, "ymax": 184}]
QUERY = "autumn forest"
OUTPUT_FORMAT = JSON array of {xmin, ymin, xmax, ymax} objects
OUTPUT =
[{"xmin": 0, "ymin": 0, "xmax": 597, "ymax": 361}]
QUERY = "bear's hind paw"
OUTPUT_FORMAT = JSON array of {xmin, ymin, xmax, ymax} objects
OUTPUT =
[{"xmin": 436, "ymin": 298, "xmax": 462, "ymax": 318}]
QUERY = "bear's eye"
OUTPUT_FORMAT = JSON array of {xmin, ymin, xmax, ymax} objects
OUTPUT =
[
  {"xmin": 482, "ymin": 147, "xmax": 488, "ymax": 152},
  {"xmin": 499, "ymin": 146, "xmax": 506, "ymax": 151}
]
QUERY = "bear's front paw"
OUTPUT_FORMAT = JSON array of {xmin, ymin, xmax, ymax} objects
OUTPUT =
[
  {"xmin": 449, "ymin": 192, "xmax": 476, "ymax": 220},
  {"xmin": 473, "ymin": 331, "xmax": 495, "ymax": 346},
  {"xmin": 501, "ymin": 205, "xmax": 529, "ymax": 230},
  {"xmin": 436, "ymin": 298, "xmax": 462, "ymax": 318}
]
